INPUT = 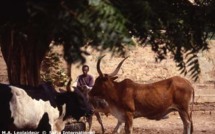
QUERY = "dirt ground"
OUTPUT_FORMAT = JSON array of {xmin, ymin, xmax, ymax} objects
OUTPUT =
[{"xmin": 90, "ymin": 103, "xmax": 215, "ymax": 134}]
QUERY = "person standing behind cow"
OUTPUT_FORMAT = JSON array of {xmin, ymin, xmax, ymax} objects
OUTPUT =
[
  {"xmin": 76, "ymin": 65, "xmax": 94, "ymax": 99},
  {"xmin": 75, "ymin": 65, "xmax": 108, "ymax": 133}
]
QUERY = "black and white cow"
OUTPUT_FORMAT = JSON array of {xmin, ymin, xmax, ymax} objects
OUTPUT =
[{"xmin": 0, "ymin": 81, "xmax": 93, "ymax": 132}]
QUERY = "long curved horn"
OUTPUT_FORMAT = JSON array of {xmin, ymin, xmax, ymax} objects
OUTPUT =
[
  {"xmin": 97, "ymin": 55, "xmax": 105, "ymax": 76},
  {"xmin": 109, "ymin": 56, "xmax": 129, "ymax": 77},
  {"xmin": 66, "ymin": 78, "xmax": 72, "ymax": 92}
]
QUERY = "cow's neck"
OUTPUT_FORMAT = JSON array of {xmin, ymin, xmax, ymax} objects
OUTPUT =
[{"xmin": 104, "ymin": 81, "xmax": 121, "ymax": 104}]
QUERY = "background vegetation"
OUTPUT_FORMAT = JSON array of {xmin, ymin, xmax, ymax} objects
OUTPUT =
[{"xmin": 0, "ymin": 0, "xmax": 214, "ymax": 85}]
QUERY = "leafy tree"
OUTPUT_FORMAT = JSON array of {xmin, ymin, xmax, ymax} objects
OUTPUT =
[
  {"xmin": 110, "ymin": 0, "xmax": 215, "ymax": 81},
  {"xmin": 0, "ymin": 0, "xmax": 214, "ymax": 85},
  {"xmin": 0, "ymin": 0, "xmax": 131, "ymax": 85},
  {"xmin": 40, "ymin": 45, "xmax": 68, "ymax": 88}
]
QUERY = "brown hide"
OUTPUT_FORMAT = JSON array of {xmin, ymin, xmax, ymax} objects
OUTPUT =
[
  {"xmin": 90, "ymin": 76, "xmax": 194, "ymax": 119},
  {"xmin": 89, "ymin": 56, "xmax": 194, "ymax": 134}
]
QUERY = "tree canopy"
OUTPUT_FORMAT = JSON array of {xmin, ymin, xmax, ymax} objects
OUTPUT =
[{"xmin": 0, "ymin": 0, "xmax": 214, "ymax": 85}]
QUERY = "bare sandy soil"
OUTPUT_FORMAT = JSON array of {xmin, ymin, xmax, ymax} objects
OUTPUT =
[{"xmin": 90, "ymin": 103, "xmax": 215, "ymax": 134}]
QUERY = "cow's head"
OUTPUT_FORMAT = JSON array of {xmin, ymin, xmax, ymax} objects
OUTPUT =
[
  {"xmin": 56, "ymin": 80, "xmax": 93, "ymax": 121},
  {"xmin": 89, "ymin": 55, "xmax": 128, "ymax": 99}
]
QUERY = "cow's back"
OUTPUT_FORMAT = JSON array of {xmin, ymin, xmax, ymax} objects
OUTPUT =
[
  {"xmin": 132, "ymin": 76, "xmax": 193, "ymax": 104},
  {"xmin": 0, "ymin": 84, "xmax": 60, "ymax": 131},
  {"xmin": 11, "ymin": 86, "xmax": 59, "ymax": 129}
]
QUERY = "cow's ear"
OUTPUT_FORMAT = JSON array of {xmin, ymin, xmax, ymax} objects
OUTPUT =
[{"xmin": 111, "ymin": 76, "xmax": 118, "ymax": 81}]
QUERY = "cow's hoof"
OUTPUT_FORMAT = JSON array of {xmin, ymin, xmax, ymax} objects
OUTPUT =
[
  {"xmin": 162, "ymin": 115, "xmax": 169, "ymax": 119},
  {"xmin": 63, "ymin": 122, "xmax": 86, "ymax": 132}
]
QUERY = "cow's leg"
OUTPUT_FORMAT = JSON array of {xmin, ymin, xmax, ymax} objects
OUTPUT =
[
  {"xmin": 94, "ymin": 112, "xmax": 105, "ymax": 134},
  {"xmin": 112, "ymin": 120, "xmax": 123, "ymax": 134},
  {"xmin": 87, "ymin": 115, "xmax": 93, "ymax": 131},
  {"xmin": 124, "ymin": 112, "xmax": 133, "ymax": 134},
  {"xmin": 178, "ymin": 110, "xmax": 192, "ymax": 134}
]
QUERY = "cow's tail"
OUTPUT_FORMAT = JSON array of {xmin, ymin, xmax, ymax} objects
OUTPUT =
[
  {"xmin": 185, "ymin": 78, "xmax": 195, "ymax": 133},
  {"xmin": 190, "ymin": 85, "xmax": 195, "ymax": 133},
  {"xmin": 190, "ymin": 88, "xmax": 195, "ymax": 117}
]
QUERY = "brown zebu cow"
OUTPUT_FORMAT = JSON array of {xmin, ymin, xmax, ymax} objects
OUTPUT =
[{"xmin": 89, "ymin": 56, "xmax": 195, "ymax": 134}]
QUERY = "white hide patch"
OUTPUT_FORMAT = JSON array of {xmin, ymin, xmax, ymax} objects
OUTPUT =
[
  {"xmin": 110, "ymin": 106, "xmax": 125, "ymax": 122},
  {"xmin": 9, "ymin": 86, "xmax": 60, "ymax": 131}
]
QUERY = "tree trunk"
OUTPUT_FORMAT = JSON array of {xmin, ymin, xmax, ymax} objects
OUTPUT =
[{"xmin": 0, "ymin": 29, "xmax": 49, "ymax": 86}]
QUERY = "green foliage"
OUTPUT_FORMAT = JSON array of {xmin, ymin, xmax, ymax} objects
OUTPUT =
[
  {"xmin": 0, "ymin": 0, "xmax": 215, "ymax": 81},
  {"xmin": 110, "ymin": 0, "xmax": 215, "ymax": 81},
  {"xmin": 40, "ymin": 46, "xmax": 68, "ymax": 87},
  {"xmin": 54, "ymin": 0, "xmax": 133, "ymax": 64}
]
